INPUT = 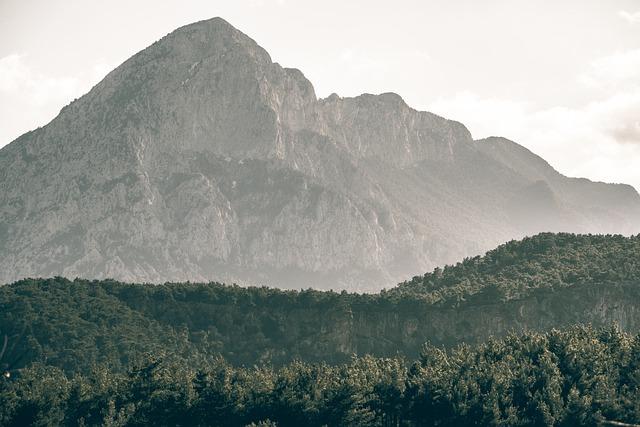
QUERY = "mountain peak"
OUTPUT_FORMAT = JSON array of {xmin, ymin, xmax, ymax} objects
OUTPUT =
[
  {"xmin": 165, "ymin": 16, "xmax": 236, "ymax": 36},
  {"xmin": 378, "ymin": 92, "xmax": 407, "ymax": 105},
  {"xmin": 185, "ymin": 16, "xmax": 233, "ymax": 29},
  {"xmin": 169, "ymin": 16, "xmax": 247, "ymax": 42},
  {"xmin": 0, "ymin": 18, "xmax": 638, "ymax": 290},
  {"xmin": 158, "ymin": 16, "xmax": 272, "ymax": 63}
]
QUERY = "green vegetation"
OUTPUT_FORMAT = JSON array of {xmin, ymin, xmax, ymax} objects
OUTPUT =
[
  {"xmin": 0, "ymin": 277, "xmax": 390, "ymax": 371},
  {"xmin": 393, "ymin": 233, "xmax": 640, "ymax": 305},
  {"xmin": 2, "ymin": 233, "xmax": 640, "ymax": 425},
  {"xmin": 2, "ymin": 233, "xmax": 640, "ymax": 374},
  {"xmin": 2, "ymin": 326, "xmax": 640, "ymax": 426}
]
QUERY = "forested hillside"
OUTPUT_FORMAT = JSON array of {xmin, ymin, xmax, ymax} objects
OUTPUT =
[
  {"xmin": 2, "ymin": 233, "xmax": 640, "ymax": 374},
  {"xmin": 2, "ymin": 326, "xmax": 640, "ymax": 426},
  {"xmin": 393, "ymin": 232, "xmax": 640, "ymax": 305}
]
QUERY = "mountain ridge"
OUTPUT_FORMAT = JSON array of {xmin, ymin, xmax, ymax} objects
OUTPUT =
[{"xmin": 1, "ymin": 17, "xmax": 639, "ymax": 290}]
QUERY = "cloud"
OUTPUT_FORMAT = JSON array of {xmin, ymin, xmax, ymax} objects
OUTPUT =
[
  {"xmin": 612, "ymin": 120, "xmax": 640, "ymax": 144},
  {"xmin": 579, "ymin": 48, "xmax": 640, "ymax": 90},
  {"xmin": 0, "ymin": 54, "xmax": 81, "ymax": 106},
  {"xmin": 429, "ymin": 92, "xmax": 529, "ymax": 139},
  {"xmin": 428, "ymin": 49, "xmax": 640, "ymax": 191},
  {"xmin": 0, "ymin": 54, "xmax": 111, "ymax": 146},
  {"xmin": 619, "ymin": 10, "xmax": 640, "ymax": 23}
]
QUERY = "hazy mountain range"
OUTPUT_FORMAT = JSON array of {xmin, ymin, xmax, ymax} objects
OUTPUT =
[{"xmin": 1, "ymin": 17, "xmax": 638, "ymax": 291}]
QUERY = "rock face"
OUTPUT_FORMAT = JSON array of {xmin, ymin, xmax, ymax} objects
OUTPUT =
[
  {"xmin": 195, "ymin": 281, "xmax": 640, "ymax": 364},
  {"xmin": 1, "ymin": 18, "xmax": 639, "ymax": 290}
]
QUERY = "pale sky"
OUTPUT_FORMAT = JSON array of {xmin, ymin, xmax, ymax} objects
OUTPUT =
[{"xmin": 2, "ymin": 0, "xmax": 640, "ymax": 190}]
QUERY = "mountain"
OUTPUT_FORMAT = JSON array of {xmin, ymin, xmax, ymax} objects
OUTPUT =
[{"xmin": 1, "ymin": 18, "xmax": 639, "ymax": 290}]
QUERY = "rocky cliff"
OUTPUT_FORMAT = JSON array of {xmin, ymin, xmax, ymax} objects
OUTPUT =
[
  {"xmin": 121, "ymin": 280, "xmax": 640, "ymax": 366},
  {"xmin": 4, "ymin": 277, "xmax": 640, "ymax": 368},
  {"xmin": 1, "ymin": 18, "xmax": 639, "ymax": 290}
]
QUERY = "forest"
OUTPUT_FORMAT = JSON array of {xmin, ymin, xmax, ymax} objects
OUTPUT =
[
  {"xmin": 2, "ymin": 233, "xmax": 640, "ymax": 425},
  {"xmin": 2, "ymin": 326, "xmax": 640, "ymax": 426},
  {"xmin": 393, "ymin": 232, "xmax": 640, "ymax": 305}
]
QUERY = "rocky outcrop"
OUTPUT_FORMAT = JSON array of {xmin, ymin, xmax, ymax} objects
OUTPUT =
[
  {"xmin": 1, "ymin": 18, "xmax": 639, "ymax": 290},
  {"xmin": 107, "ymin": 279, "xmax": 640, "ymax": 365},
  {"xmin": 240, "ymin": 281, "xmax": 640, "ymax": 364}
]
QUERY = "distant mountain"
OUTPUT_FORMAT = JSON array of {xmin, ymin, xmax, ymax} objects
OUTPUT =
[{"xmin": 0, "ymin": 18, "xmax": 638, "ymax": 290}]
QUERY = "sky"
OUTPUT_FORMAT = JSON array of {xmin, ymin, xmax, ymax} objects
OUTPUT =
[{"xmin": 1, "ymin": 0, "xmax": 640, "ymax": 190}]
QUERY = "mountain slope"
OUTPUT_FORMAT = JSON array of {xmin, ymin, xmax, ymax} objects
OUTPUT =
[{"xmin": 1, "ymin": 18, "xmax": 639, "ymax": 290}]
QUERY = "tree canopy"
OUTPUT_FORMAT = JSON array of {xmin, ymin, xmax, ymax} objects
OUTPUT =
[{"xmin": 2, "ymin": 326, "xmax": 640, "ymax": 426}]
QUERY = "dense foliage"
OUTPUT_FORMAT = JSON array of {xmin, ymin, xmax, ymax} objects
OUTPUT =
[
  {"xmin": 2, "ymin": 233, "xmax": 640, "ymax": 425},
  {"xmin": 2, "ymin": 326, "xmax": 640, "ymax": 426},
  {"xmin": 0, "ymin": 277, "xmax": 405, "ymax": 372},
  {"xmin": 2, "ymin": 233, "xmax": 640, "ymax": 374},
  {"xmin": 394, "ymin": 233, "xmax": 640, "ymax": 305},
  {"xmin": 0, "ymin": 278, "xmax": 205, "ymax": 374}
]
